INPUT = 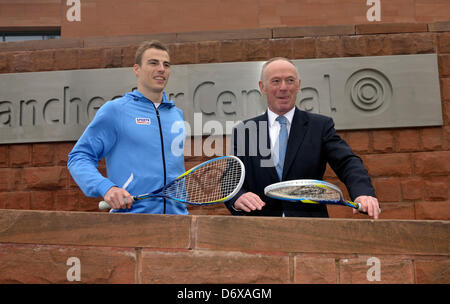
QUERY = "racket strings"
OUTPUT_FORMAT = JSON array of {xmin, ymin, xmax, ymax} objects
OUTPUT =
[
  {"xmin": 268, "ymin": 185, "xmax": 341, "ymax": 201},
  {"xmin": 163, "ymin": 158, "xmax": 242, "ymax": 204}
]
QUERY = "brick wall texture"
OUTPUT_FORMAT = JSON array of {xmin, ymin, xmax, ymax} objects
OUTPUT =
[
  {"xmin": 2, "ymin": 0, "xmax": 450, "ymax": 38},
  {"xmin": 1, "ymin": 22, "xmax": 449, "ymax": 220},
  {"xmin": 0, "ymin": 209, "xmax": 448, "ymax": 284}
]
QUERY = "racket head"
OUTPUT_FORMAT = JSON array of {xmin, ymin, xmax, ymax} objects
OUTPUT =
[
  {"xmin": 264, "ymin": 179, "xmax": 344, "ymax": 203},
  {"xmin": 161, "ymin": 155, "xmax": 245, "ymax": 205}
]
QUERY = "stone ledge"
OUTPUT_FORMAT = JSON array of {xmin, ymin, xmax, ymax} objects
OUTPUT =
[
  {"xmin": 0, "ymin": 209, "xmax": 191, "ymax": 249},
  {"xmin": 195, "ymin": 215, "xmax": 450, "ymax": 255},
  {"xmin": 1, "ymin": 209, "xmax": 448, "ymax": 256},
  {"xmin": 0, "ymin": 209, "xmax": 449, "ymax": 284}
]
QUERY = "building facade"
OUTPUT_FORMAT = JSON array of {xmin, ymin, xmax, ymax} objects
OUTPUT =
[{"xmin": 0, "ymin": 0, "xmax": 449, "ymax": 220}]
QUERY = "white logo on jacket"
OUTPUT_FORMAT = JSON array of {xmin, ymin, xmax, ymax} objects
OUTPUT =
[{"xmin": 135, "ymin": 118, "xmax": 151, "ymax": 125}]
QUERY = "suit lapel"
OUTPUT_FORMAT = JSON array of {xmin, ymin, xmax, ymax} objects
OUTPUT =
[
  {"xmin": 282, "ymin": 107, "xmax": 309, "ymax": 180},
  {"xmin": 257, "ymin": 112, "xmax": 279, "ymax": 181}
]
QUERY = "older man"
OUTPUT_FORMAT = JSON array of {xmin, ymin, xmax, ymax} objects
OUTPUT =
[{"xmin": 226, "ymin": 57, "xmax": 380, "ymax": 219}]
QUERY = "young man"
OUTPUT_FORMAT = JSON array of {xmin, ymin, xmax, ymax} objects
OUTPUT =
[
  {"xmin": 68, "ymin": 40, "xmax": 187, "ymax": 214},
  {"xmin": 226, "ymin": 57, "xmax": 380, "ymax": 219}
]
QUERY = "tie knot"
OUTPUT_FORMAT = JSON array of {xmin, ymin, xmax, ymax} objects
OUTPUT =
[{"xmin": 276, "ymin": 115, "xmax": 287, "ymax": 125}]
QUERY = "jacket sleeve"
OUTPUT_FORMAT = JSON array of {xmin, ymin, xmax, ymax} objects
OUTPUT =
[
  {"xmin": 322, "ymin": 117, "xmax": 376, "ymax": 200},
  {"xmin": 67, "ymin": 102, "xmax": 118, "ymax": 198}
]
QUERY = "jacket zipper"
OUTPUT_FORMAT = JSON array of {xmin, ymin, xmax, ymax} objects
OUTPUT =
[{"xmin": 154, "ymin": 105, "xmax": 167, "ymax": 214}]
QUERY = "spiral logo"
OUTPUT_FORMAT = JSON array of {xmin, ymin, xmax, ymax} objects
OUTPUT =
[{"xmin": 345, "ymin": 69, "xmax": 392, "ymax": 113}]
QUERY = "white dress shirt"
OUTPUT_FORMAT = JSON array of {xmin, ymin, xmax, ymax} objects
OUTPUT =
[
  {"xmin": 267, "ymin": 107, "xmax": 295, "ymax": 151},
  {"xmin": 267, "ymin": 107, "xmax": 295, "ymax": 217}
]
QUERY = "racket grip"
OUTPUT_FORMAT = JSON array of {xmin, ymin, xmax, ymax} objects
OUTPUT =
[
  {"xmin": 98, "ymin": 200, "xmax": 111, "ymax": 210},
  {"xmin": 98, "ymin": 196, "xmax": 135, "ymax": 210},
  {"xmin": 356, "ymin": 203, "xmax": 382, "ymax": 215}
]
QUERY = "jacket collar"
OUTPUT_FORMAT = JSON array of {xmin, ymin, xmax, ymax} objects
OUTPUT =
[{"xmin": 128, "ymin": 90, "xmax": 175, "ymax": 107}]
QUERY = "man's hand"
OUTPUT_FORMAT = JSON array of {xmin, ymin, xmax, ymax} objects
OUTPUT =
[
  {"xmin": 353, "ymin": 195, "xmax": 380, "ymax": 219},
  {"xmin": 233, "ymin": 192, "xmax": 266, "ymax": 212},
  {"xmin": 104, "ymin": 187, "xmax": 133, "ymax": 210}
]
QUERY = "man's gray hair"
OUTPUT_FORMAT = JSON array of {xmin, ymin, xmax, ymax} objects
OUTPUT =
[{"xmin": 259, "ymin": 57, "xmax": 299, "ymax": 83}]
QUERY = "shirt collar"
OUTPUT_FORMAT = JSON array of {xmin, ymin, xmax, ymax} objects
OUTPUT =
[{"xmin": 267, "ymin": 107, "xmax": 295, "ymax": 127}]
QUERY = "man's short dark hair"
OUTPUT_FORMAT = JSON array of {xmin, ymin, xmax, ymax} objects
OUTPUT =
[{"xmin": 135, "ymin": 40, "xmax": 169, "ymax": 66}]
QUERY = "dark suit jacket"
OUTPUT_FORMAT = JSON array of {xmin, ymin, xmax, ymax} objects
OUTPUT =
[{"xmin": 226, "ymin": 107, "xmax": 376, "ymax": 217}]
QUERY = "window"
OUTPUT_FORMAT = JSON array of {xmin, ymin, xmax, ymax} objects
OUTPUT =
[{"xmin": 1, "ymin": 30, "xmax": 60, "ymax": 42}]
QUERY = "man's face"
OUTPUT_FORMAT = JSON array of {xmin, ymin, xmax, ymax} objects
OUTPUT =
[
  {"xmin": 259, "ymin": 60, "xmax": 301, "ymax": 116},
  {"xmin": 133, "ymin": 48, "xmax": 170, "ymax": 93}
]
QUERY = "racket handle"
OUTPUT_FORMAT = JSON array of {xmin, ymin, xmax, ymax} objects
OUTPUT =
[
  {"xmin": 356, "ymin": 203, "xmax": 382, "ymax": 215},
  {"xmin": 98, "ymin": 201, "xmax": 111, "ymax": 210},
  {"xmin": 98, "ymin": 196, "xmax": 135, "ymax": 210}
]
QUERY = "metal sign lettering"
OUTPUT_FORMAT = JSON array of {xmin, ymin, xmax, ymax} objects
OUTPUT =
[{"xmin": 0, "ymin": 54, "xmax": 442, "ymax": 144}]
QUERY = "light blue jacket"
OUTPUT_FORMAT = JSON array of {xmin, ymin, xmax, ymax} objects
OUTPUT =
[{"xmin": 67, "ymin": 90, "xmax": 187, "ymax": 214}]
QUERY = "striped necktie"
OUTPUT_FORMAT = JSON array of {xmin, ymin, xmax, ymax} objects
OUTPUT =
[{"xmin": 275, "ymin": 115, "xmax": 288, "ymax": 180}]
